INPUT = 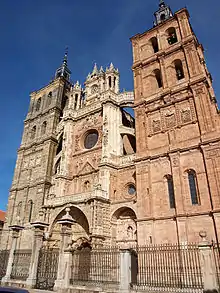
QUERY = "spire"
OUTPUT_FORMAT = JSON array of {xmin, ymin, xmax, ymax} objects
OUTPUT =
[
  {"xmin": 154, "ymin": 0, "xmax": 173, "ymax": 26},
  {"xmin": 55, "ymin": 48, "xmax": 71, "ymax": 80},
  {"xmin": 62, "ymin": 47, "xmax": 68, "ymax": 66}
]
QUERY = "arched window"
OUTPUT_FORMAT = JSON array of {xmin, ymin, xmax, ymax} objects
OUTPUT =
[
  {"xmin": 74, "ymin": 94, "xmax": 78, "ymax": 109},
  {"xmin": 31, "ymin": 126, "xmax": 36, "ymax": 139},
  {"xmin": 47, "ymin": 92, "xmax": 52, "ymax": 107},
  {"xmin": 28, "ymin": 200, "xmax": 33, "ymax": 222},
  {"xmin": 114, "ymin": 77, "xmax": 116, "ymax": 88},
  {"xmin": 150, "ymin": 37, "xmax": 159, "ymax": 53},
  {"xmin": 41, "ymin": 121, "xmax": 47, "ymax": 135},
  {"xmin": 36, "ymin": 97, "xmax": 41, "ymax": 111},
  {"xmin": 84, "ymin": 181, "xmax": 90, "ymax": 191},
  {"xmin": 167, "ymin": 27, "xmax": 178, "ymax": 45},
  {"xmin": 166, "ymin": 175, "xmax": 176, "ymax": 209},
  {"xmin": 160, "ymin": 14, "xmax": 166, "ymax": 22},
  {"xmin": 188, "ymin": 170, "xmax": 200, "ymax": 205},
  {"xmin": 174, "ymin": 60, "xmax": 184, "ymax": 80},
  {"xmin": 108, "ymin": 76, "xmax": 112, "ymax": 88},
  {"xmin": 154, "ymin": 69, "xmax": 163, "ymax": 88}
]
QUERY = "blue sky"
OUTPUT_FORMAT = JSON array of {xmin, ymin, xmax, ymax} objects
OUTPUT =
[{"xmin": 0, "ymin": 0, "xmax": 219, "ymax": 211}]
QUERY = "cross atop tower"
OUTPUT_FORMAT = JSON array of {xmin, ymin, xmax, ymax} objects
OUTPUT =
[{"xmin": 154, "ymin": 0, "xmax": 173, "ymax": 26}]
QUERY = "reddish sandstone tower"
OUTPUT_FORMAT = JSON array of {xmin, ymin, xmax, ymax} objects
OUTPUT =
[{"xmin": 131, "ymin": 0, "xmax": 220, "ymax": 244}]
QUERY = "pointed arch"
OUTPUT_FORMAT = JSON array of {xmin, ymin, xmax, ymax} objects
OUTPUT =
[
  {"xmin": 164, "ymin": 175, "xmax": 175, "ymax": 209},
  {"xmin": 41, "ymin": 121, "xmax": 47, "ymax": 135},
  {"xmin": 36, "ymin": 97, "xmax": 41, "ymax": 111},
  {"xmin": 150, "ymin": 36, "xmax": 159, "ymax": 53},
  {"xmin": 31, "ymin": 126, "xmax": 36, "ymax": 139},
  {"xmin": 154, "ymin": 69, "xmax": 163, "ymax": 88},
  {"xmin": 174, "ymin": 59, "xmax": 184, "ymax": 80},
  {"xmin": 187, "ymin": 169, "xmax": 200, "ymax": 205},
  {"xmin": 27, "ymin": 200, "xmax": 33, "ymax": 222},
  {"xmin": 166, "ymin": 27, "xmax": 178, "ymax": 45}
]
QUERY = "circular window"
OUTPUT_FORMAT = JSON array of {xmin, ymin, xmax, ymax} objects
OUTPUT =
[
  {"xmin": 84, "ymin": 130, "xmax": 99, "ymax": 149},
  {"xmin": 128, "ymin": 184, "xmax": 136, "ymax": 196}
]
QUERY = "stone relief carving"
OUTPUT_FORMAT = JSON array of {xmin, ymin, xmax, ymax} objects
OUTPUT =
[
  {"xmin": 181, "ymin": 108, "xmax": 191, "ymax": 124},
  {"xmin": 206, "ymin": 148, "xmax": 220, "ymax": 159},
  {"xmin": 103, "ymin": 129, "xmax": 109, "ymax": 146},
  {"xmin": 165, "ymin": 111, "xmax": 176, "ymax": 128},
  {"xmin": 195, "ymin": 88, "xmax": 204, "ymax": 95},
  {"xmin": 152, "ymin": 119, "xmax": 161, "ymax": 133},
  {"xmin": 36, "ymin": 154, "xmax": 42, "ymax": 166},
  {"xmin": 78, "ymin": 113, "xmax": 101, "ymax": 132},
  {"xmin": 78, "ymin": 161, "xmax": 96, "ymax": 176},
  {"xmin": 75, "ymin": 135, "xmax": 80, "ymax": 151}
]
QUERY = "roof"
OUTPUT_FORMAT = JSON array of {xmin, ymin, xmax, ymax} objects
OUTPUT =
[{"xmin": 0, "ymin": 210, "xmax": 6, "ymax": 222}]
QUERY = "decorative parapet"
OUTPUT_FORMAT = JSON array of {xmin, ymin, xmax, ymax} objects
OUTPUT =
[
  {"xmin": 44, "ymin": 189, "xmax": 108, "ymax": 208},
  {"xmin": 101, "ymin": 154, "xmax": 135, "ymax": 167},
  {"xmin": 119, "ymin": 154, "xmax": 136, "ymax": 166},
  {"xmin": 117, "ymin": 91, "xmax": 134, "ymax": 106}
]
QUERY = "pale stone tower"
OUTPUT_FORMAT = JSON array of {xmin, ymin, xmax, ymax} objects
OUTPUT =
[
  {"xmin": 1, "ymin": 52, "xmax": 73, "ymax": 248},
  {"xmin": 131, "ymin": 0, "xmax": 220, "ymax": 244}
]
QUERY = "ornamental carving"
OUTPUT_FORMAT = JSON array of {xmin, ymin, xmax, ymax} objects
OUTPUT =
[
  {"xmin": 165, "ymin": 111, "xmax": 176, "ymax": 129},
  {"xmin": 152, "ymin": 119, "xmax": 161, "ymax": 133},
  {"xmin": 195, "ymin": 88, "xmax": 204, "ymax": 95},
  {"xmin": 78, "ymin": 113, "xmax": 101, "ymax": 132},
  {"xmin": 181, "ymin": 108, "xmax": 191, "ymax": 124},
  {"xmin": 78, "ymin": 161, "xmax": 96, "ymax": 176},
  {"xmin": 103, "ymin": 129, "xmax": 109, "ymax": 146},
  {"xmin": 75, "ymin": 135, "xmax": 80, "ymax": 151},
  {"xmin": 206, "ymin": 148, "xmax": 220, "ymax": 159}
]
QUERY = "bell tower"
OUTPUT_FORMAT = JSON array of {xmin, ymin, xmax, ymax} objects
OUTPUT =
[{"xmin": 131, "ymin": 1, "xmax": 220, "ymax": 244}]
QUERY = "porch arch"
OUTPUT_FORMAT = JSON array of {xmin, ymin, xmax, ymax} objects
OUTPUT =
[
  {"xmin": 47, "ymin": 206, "xmax": 90, "ymax": 248},
  {"xmin": 111, "ymin": 207, "xmax": 137, "ymax": 247}
]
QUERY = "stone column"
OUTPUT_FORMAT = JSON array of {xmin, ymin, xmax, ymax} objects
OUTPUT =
[
  {"xmin": 120, "ymin": 249, "xmax": 132, "ymax": 293},
  {"xmin": 198, "ymin": 231, "xmax": 218, "ymax": 292},
  {"xmin": 26, "ymin": 221, "xmax": 49, "ymax": 288},
  {"xmin": 1, "ymin": 224, "xmax": 24, "ymax": 284},
  {"xmin": 54, "ymin": 207, "xmax": 75, "ymax": 290}
]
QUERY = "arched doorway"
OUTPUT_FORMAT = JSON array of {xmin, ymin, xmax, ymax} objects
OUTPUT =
[
  {"xmin": 111, "ymin": 207, "xmax": 137, "ymax": 247},
  {"xmin": 47, "ymin": 206, "xmax": 90, "ymax": 248}
]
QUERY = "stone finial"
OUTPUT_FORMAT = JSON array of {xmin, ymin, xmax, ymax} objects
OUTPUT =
[
  {"xmin": 58, "ymin": 207, "xmax": 75, "ymax": 226},
  {"xmin": 92, "ymin": 63, "xmax": 98, "ymax": 76},
  {"xmin": 74, "ymin": 80, "xmax": 81, "ymax": 89},
  {"xmin": 109, "ymin": 62, "xmax": 114, "ymax": 70},
  {"xmin": 99, "ymin": 66, "xmax": 104, "ymax": 73}
]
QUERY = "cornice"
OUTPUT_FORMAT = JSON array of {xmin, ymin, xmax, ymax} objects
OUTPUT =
[{"xmin": 136, "ymin": 209, "xmax": 220, "ymax": 223}]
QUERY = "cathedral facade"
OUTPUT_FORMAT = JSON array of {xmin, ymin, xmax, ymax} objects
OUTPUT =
[{"xmin": 2, "ymin": 1, "xmax": 220, "ymax": 250}]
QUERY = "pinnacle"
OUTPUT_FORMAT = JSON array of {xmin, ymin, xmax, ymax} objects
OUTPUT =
[
  {"xmin": 92, "ymin": 63, "xmax": 99, "ymax": 75},
  {"xmin": 109, "ymin": 62, "xmax": 114, "ymax": 70}
]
